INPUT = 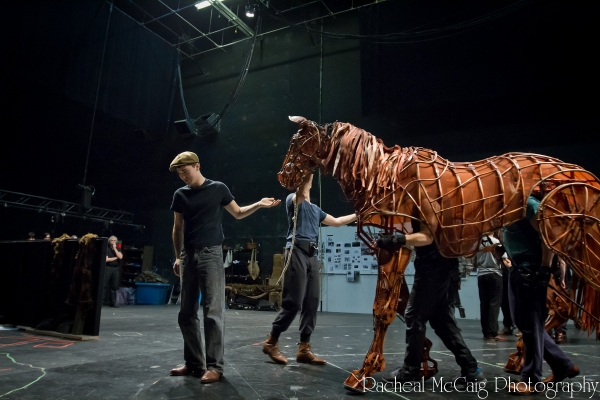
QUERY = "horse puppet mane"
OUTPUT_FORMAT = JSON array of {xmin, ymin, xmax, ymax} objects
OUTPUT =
[{"xmin": 322, "ymin": 121, "xmax": 426, "ymax": 217}]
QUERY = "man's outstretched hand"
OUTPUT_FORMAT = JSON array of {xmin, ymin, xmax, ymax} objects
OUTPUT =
[{"xmin": 259, "ymin": 198, "xmax": 281, "ymax": 208}]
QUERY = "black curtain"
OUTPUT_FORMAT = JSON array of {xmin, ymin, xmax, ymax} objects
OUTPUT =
[{"xmin": 7, "ymin": 0, "xmax": 178, "ymax": 134}]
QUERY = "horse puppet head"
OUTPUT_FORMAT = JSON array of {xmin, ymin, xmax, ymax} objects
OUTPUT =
[{"xmin": 277, "ymin": 116, "xmax": 332, "ymax": 191}]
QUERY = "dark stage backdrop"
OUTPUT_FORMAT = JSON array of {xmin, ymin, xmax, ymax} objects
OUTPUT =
[
  {"xmin": 1, "ymin": 1, "xmax": 597, "ymax": 281},
  {"xmin": 4, "ymin": 1, "xmax": 178, "ymax": 135}
]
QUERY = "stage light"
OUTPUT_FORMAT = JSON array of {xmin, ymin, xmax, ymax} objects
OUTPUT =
[
  {"xmin": 245, "ymin": 3, "xmax": 255, "ymax": 17},
  {"xmin": 195, "ymin": 0, "xmax": 224, "ymax": 10}
]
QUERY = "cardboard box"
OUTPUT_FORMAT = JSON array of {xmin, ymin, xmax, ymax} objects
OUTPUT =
[
  {"xmin": 273, "ymin": 254, "xmax": 284, "ymax": 268},
  {"xmin": 271, "ymin": 265, "xmax": 282, "ymax": 277},
  {"xmin": 272, "ymin": 254, "xmax": 284, "ymax": 280},
  {"xmin": 269, "ymin": 291, "xmax": 281, "ymax": 305},
  {"xmin": 268, "ymin": 278, "xmax": 281, "ymax": 287}
]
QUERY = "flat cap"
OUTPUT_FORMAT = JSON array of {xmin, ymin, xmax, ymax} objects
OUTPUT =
[{"xmin": 169, "ymin": 151, "xmax": 199, "ymax": 172}]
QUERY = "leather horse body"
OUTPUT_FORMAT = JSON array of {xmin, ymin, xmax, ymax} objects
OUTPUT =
[{"xmin": 278, "ymin": 116, "xmax": 600, "ymax": 391}]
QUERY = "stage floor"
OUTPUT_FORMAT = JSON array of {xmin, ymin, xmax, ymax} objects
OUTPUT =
[{"xmin": 1, "ymin": 305, "xmax": 599, "ymax": 399}]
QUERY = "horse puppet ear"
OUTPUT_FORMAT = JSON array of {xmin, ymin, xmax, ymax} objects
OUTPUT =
[{"xmin": 289, "ymin": 116, "xmax": 307, "ymax": 124}]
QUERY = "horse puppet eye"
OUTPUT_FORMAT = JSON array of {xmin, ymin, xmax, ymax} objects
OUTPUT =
[{"xmin": 283, "ymin": 163, "xmax": 295, "ymax": 173}]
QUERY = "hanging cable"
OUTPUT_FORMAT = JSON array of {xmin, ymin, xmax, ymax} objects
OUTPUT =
[
  {"xmin": 82, "ymin": 1, "xmax": 114, "ymax": 186},
  {"xmin": 176, "ymin": 15, "xmax": 262, "ymax": 137},
  {"xmin": 261, "ymin": 0, "xmax": 530, "ymax": 44},
  {"xmin": 176, "ymin": 57, "xmax": 198, "ymax": 135},
  {"xmin": 207, "ymin": 14, "xmax": 262, "ymax": 129},
  {"xmin": 318, "ymin": 19, "xmax": 324, "ymax": 312}
]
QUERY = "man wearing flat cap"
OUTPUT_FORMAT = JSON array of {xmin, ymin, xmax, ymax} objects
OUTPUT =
[{"xmin": 168, "ymin": 151, "xmax": 280, "ymax": 383}]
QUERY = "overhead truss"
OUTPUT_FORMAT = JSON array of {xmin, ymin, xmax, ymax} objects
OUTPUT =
[
  {"xmin": 111, "ymin": 0, "xmax": 386, "ymax": 58},
  {"xmin": 0, "ymin": 189, "xmax": 143, "ymax": 228}
]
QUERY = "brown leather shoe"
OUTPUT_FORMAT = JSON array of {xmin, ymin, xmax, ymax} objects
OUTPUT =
[
  {"xmin": 262, "ymin": 334, "xmax": 288, "ymax": 364},
  {"xmin": 296, "ymin": 342, "xmax": 326, "ymax": 365},
  {"xmin": 543, "ymin": 365, "xmax": 579, "ymax": 383},
  {"xmin": 500, "ymin": 326, "xmax": 514, "ymax": 335},
  {"xmin": 200, "ymin": 369, "xmax": 222, "ymax": 384},
  {"xmin": 170, "ymin": 365, "xmax": 203, "ymax": 377},
  {"xmin": 507, "ymin": 381, "xmax": 538, "ymax": 396},
  {"xmin": 484, "ymin": 335, "xmax": 507, "ymax": 342}
]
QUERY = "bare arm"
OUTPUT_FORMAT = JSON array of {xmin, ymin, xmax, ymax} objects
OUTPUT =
[
  {"xmin": 540, "ymin": 244, "xmax": 555, "ymax": 267},
  {"xmin": 322, "ymin": 213, "xmax": 357, "ymax": 227},
  {"xmin": 224, "ymin": 198, "xmax": 281, "ymax": 220},
  {"xmin": 405, "ymin": 228, "xmax": 434, "ymax": 247},
  {"xmin": 376, "ymin": 222, "xmax": 434, "ymax": 251},
  {"xmin": 172, "ymin": 211, "xmax": 184, "ymax": 277},
  {"xmin": 558, "ymin": 257, "xmax": 567, "ymax": 289}
]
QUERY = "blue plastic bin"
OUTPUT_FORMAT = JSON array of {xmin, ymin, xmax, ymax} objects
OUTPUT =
[{"xmin": 135, "ymin": 283, "xmax": 170, "ymax": 305}]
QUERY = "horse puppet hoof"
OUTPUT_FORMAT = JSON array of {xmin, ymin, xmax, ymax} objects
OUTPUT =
[{"xmin": 343, "ymin": 370, "xmax": 373, "ymax": 394}]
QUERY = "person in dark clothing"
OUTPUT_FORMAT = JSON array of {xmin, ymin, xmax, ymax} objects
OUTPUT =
[
  {"xmin": 474, "ymin": 234, "xmax": 508, "ymax": 341},
  {"xmin": 551, "ymin": 257, "xmax": 570, "ymax": 344},
  {"xmin": 500, "ymin": 257, "xmax": 515, "ymax": 335},
  {"xmin": 168, "ymin": 151, "xmax": 280, "ymax": 384},
  {"xmin": 103, "ymin": 235, "xmax": 122, "ymax": 307},
  {"xmin": 262, "ymin": 173, "xmax": 356, "ymax": 365},
  {"xmin": 502, "ymin": 196, "xmax": 579, "ymax": 395},
  {"xmin": 379, "ymin": 221, "xmax": 485, "ymax": 389},
  {"xmin": 454, "ymin": 256, "xmax": 472, "ymax": 319}
]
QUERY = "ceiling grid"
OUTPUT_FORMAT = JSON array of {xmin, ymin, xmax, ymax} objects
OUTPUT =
[{"xmin": 111, "ymin": 0, "xmax": 385, "ymax": 58}]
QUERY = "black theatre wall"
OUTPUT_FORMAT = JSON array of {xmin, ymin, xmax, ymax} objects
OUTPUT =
[{"xmin": 1, "ymin": 1, "xmax": 597, "ymax": 281}]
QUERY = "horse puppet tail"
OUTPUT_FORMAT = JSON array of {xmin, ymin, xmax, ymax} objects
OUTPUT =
[
  {"xmin": 343, "ymin": 246, "xmax": 412, "ymax": 393},
  {"xmin": 538, "ymin": 181, "xmax": 600, "ymax": 337}
]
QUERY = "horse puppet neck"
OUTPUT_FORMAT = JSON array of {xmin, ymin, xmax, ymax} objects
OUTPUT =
[{"xmin": 321, "ymin": 122, "xmax": 417, "ymax": 218}]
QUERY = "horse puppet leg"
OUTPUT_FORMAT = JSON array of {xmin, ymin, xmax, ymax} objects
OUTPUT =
[{"xmin": 343, "ymin": 247, "xmax": 412, "ymax": 392}]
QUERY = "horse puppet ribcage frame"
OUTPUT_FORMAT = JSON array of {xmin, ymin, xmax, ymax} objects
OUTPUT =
[{"xmin": 277, "ymin": 116, "xmax": 600, "ymax": 391}]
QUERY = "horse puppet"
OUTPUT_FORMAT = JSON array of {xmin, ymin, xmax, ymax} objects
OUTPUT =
[{"xmin": 277, "ymin": 116, "xmax": 600, "ymax": 392}]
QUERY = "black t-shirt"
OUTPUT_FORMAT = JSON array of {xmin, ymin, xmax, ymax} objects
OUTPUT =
[
  {"xmin": 170, "ymin": 179, "xmax": 235, "ymax": 249},
  {"xmin": 106, "ymin": 246, "xmax": 119, "ymax": 267},
  {"xmin": 412, "ymin": 219, "xmax": 458, "ymax": 270}
]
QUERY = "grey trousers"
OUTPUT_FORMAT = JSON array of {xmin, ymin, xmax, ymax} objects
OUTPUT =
[
  {"xmin": 178, "ymin": 245, "xmax": 225, "ymax": 373},
  {"xmin": 271, "ymin": 248, "xmax": 320, "ymax": 341}
]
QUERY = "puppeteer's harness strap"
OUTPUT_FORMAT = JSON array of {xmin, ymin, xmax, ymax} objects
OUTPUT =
[{"xmin": 277, "ymin": 191, "xmax": 299, "ymax": 286}]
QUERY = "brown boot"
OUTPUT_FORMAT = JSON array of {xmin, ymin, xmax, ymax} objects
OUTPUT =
[
  {"xmin": 296, "ymin": 342, "xmax": 326, "ymax": 365},
  {"xmin": 262, "ymin": 334, "xmax": 288, "ymax": 364}
]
